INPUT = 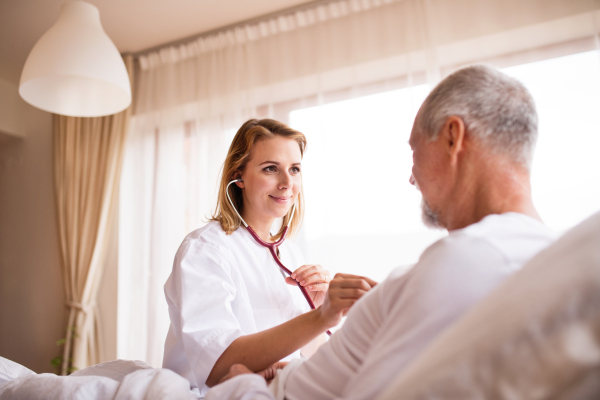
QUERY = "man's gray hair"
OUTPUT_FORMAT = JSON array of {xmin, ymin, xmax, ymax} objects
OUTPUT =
[{"xmin": 417, "ymin": 65, "xmax": 538, "ymax": 168}]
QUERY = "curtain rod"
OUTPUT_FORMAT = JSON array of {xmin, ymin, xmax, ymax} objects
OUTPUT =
[{"xmin": 132, "ymin": 0, "xmax": 343, "ymax": 57}]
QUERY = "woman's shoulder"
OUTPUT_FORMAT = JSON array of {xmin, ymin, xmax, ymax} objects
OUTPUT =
[
  {"xmin": 179, "ymin": 221, "xmax": 245, "ymax": 253},
  {"xmin": 173, "ymin": 222, "xmax": 244, "ymax": 273},
  {"xmin": 184, "ymin": 220, "xmax": 227, "ymax": 242}
]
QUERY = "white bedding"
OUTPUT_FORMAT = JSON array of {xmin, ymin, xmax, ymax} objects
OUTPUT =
[{"xmin": 0, "ymin": 358, "xmax": 196, "ymax": 400}]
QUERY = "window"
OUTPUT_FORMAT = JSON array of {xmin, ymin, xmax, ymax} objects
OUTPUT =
[
  {"xmin": 291, "ymin": 84, "xmax": 442, "ymax": 282},
  {"xmin": 504, "ymin": 51, "xmax": 600, "ymax": 231},
  {"xmin": 289, "ymin": 50, "xmax": 600, "ymax": 282}
]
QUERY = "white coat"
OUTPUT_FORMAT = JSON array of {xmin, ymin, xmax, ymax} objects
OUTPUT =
[{"xmin": 162, "ymin": 221, "xmax": 310, "ymax": 398}]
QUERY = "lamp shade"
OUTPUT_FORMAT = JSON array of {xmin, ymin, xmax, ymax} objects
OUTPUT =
[{"xmin": 19, "ymin": 1, "xmax": 131, "ymax": 117}]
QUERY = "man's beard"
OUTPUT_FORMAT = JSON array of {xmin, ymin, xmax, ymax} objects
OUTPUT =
[{"xmin": 421, "ymin": 198, "xmax": 442, "ymax": 229}]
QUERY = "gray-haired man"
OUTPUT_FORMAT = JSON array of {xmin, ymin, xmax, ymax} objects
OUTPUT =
[{"xmin": 206, "ymin": 65, "xmax": 557, "ymax": 400}]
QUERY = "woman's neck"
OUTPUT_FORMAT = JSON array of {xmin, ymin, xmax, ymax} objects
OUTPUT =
[{"xmin": 241, "ymin": 212, "xmax": 275, "ymax": 243}]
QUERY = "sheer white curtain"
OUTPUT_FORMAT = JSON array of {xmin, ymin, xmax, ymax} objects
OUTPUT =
[
  {"xmin": 118, "ymin": 119, "xmax": 231, "ymax": 366},
  {"xmin": 118, "ymin": 0, "xmax": 600, "ymax": 365}
]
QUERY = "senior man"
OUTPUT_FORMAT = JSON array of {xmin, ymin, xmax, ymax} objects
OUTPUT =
[{"xmin": 206, "ymin": 65, "xmax": 557, "ymax": 400}]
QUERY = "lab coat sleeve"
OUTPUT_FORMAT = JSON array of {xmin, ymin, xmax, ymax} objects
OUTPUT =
[{"xmin": 168, "ymin": 238, "xmax": 247, "ymax": 389}]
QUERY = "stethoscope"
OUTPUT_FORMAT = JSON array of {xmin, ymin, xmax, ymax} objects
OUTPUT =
[{"xmin": 227, "ymin": 179, "xmax": 332, "ymax": 336}]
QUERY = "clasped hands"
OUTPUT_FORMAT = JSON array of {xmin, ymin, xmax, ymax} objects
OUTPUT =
[
  {"xmin": 219, "ymin": 361, "xmax": 288, "ymax": 385},
  {"xmin": 287, "ymin": 266, "xmax": 377, "ymax": 328},
  {"xmin": 220, "ymin": 272, "xmax": 377, "ymax": 384}
]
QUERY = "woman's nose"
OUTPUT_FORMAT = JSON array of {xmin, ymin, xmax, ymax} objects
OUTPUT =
[
  {"xmin": 409, "ymin": 173, "xmax": 416, "ymax": 186},
  {"xmin": 279, "ymin": 172, "xmax": 293, "ymax": 189}
]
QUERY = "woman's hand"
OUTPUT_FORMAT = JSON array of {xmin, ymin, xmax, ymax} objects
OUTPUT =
[
  {"xmin": 285, "ymin": 264, "xmax": 331, "ymax": 307},
  {"xmin": 317, "ymin": 273, "xmax": 377, "ymax": 328}
]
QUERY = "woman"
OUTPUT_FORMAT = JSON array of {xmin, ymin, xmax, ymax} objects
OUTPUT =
[{"xmin": 162, "ymin": 119, "xmax": 372, "ymax": 398}]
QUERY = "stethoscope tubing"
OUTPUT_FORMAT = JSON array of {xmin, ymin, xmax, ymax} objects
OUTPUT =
[
  {"xmin": 246, "ymin": 225, "xmax": 316, "ymax": 309},
  {"xmin": 246, "ymin": 225, "xmax": 331, "ymax": 336},
  {"xmin": 227, "ymin": 179, "xmax": 332, "ymax": 336}
]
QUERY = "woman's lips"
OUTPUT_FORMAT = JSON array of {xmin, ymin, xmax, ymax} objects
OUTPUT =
[{"xmin": 269, "ymin": 195, "xmax": 292, "ymax": 204}]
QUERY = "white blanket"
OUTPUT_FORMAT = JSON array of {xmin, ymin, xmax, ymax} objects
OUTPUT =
[{"xmin": 0, "ymin": 358, "xmax": 196, "ymax": 400}]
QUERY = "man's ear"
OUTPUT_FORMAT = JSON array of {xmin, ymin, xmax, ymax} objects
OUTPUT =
[{"xmin": 442, "ymin": 116, "xmax": 465, "ymax": 165}]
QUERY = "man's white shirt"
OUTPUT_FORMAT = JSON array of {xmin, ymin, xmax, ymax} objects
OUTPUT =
[{"xmin": 206, "ymin": 212, "xmax": 556, "ymax": 400}]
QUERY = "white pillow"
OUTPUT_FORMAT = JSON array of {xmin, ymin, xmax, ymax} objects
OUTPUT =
[
  {"xmin": 0, "ymin": 357, "xmax": 35, "ymax": 384},
  {"xmin": 378, "ymin": 211, "xmax": 600, "ymax": 400}
]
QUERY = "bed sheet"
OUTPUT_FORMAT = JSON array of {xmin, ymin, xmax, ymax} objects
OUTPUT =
[{"xmin": 0, "ymin": 357, "xmax": 196, "ymax": 400}]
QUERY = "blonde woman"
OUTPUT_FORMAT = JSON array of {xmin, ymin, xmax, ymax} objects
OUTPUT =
[{"xmin": 163, "ymin": 119, "xmax": 375, "ymax": 398}]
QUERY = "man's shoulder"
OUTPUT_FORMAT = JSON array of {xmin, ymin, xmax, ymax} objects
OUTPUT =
[
  {"xmin": 417, "ymin": 234, "xmax": 503, "ymax": 276},
  {"xmin": 453, "ymin": 212, "xmax": 556, "ymax": 265},
  {"xmin": 417, "ymin": 212, "xmax": 556, "ymax": 277},
  {"xmin": 454, "ymin": 212, "xmax": 554, "ymax": 241}
]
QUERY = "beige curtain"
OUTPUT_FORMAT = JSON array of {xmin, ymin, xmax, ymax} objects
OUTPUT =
[
  {"xmin": 135, "ymin": 0, "xmax": 600, "ymax": 127},
  {"xmin": 54, "ymin": 55, "xmax": 133, "ymax": 374}
]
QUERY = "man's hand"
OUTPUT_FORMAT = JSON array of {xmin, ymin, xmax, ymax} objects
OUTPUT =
[
  {"xmin": 218, "ymin": 364, "xmax": 254, "ymax": 384},
  {"xmin": 317, "ymin": 273, "xmax": 377, "ymax": 328},
  {"xmin": 285, "ymin": 264, "xmax": 331, "ymax": 307},
  {"xmin": 257, "ymin": 361, "xmax": 289, "ymax": 383},
  {"xmin": 218, "ymin": 362, "xmax": 289, "ymax": 385}
]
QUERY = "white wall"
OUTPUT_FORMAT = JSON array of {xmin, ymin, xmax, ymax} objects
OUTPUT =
[
  {"xmin": 0, "ymin": 77, "xmax": 64, "ymax": 373},
  {"xmin": 0, "ymin": 76, "xmax": 118, "ymax": 372},
  {"xmin": 0, "ymin": 79, "xmax": 24, "ymax": 138}
]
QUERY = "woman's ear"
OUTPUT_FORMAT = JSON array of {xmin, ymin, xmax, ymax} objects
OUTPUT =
[{"xmin": 233, "ymin": 171, "xmax": 244, "ymax": 188}]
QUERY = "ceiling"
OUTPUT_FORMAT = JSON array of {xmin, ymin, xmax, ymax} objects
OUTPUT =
[{"xmin": 0, "ymin": 0, "xmax": 317, "ymax": 84}]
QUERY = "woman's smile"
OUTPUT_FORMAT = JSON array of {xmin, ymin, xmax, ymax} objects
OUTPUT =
[{"xmin": 269, "ymin": 195, "xmax": 293, "ymax": 204}]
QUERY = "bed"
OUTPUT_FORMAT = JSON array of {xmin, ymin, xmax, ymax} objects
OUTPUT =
[{"xmin": 0, "ymin": 358, "xmax": 195, "ymax": 400}]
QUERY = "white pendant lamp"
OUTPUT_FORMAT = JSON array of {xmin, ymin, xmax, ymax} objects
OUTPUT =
[{"xmin": 19, "ymin": 1, "xmax": 131, "ymax": 117}]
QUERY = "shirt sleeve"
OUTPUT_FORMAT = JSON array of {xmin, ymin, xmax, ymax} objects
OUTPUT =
[
  {"xmin": 337, "ymin": 235, "xmax": 511, "ymax": 400},
  {"xmin": 283, "ymin": 281, "xmax": 390, "ymax": 400},
  {"xmin": 205, "ymin": 360, "xmax": 305, "ymax": 400},
  {"xmin": 283, "ymin": 235, "xmax": 512, "ymax": 400},
  {"xmin": 166, "ymin": 238, "xmax": 247, "ymax": 388}
]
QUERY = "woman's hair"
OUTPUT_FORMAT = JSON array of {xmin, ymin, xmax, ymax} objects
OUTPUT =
[{"xmin": 211, "ymin": 118, "xmax": 307, "ymax": 239}]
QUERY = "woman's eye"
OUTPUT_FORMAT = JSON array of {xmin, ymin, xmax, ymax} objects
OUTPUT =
[
  {"xmin": 291, "ymin": 167, "xmax": 301, "ymax": 174},
  {"xmin": 264, "ymin": 166, "xmax": 277, "ymax": 172}
]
